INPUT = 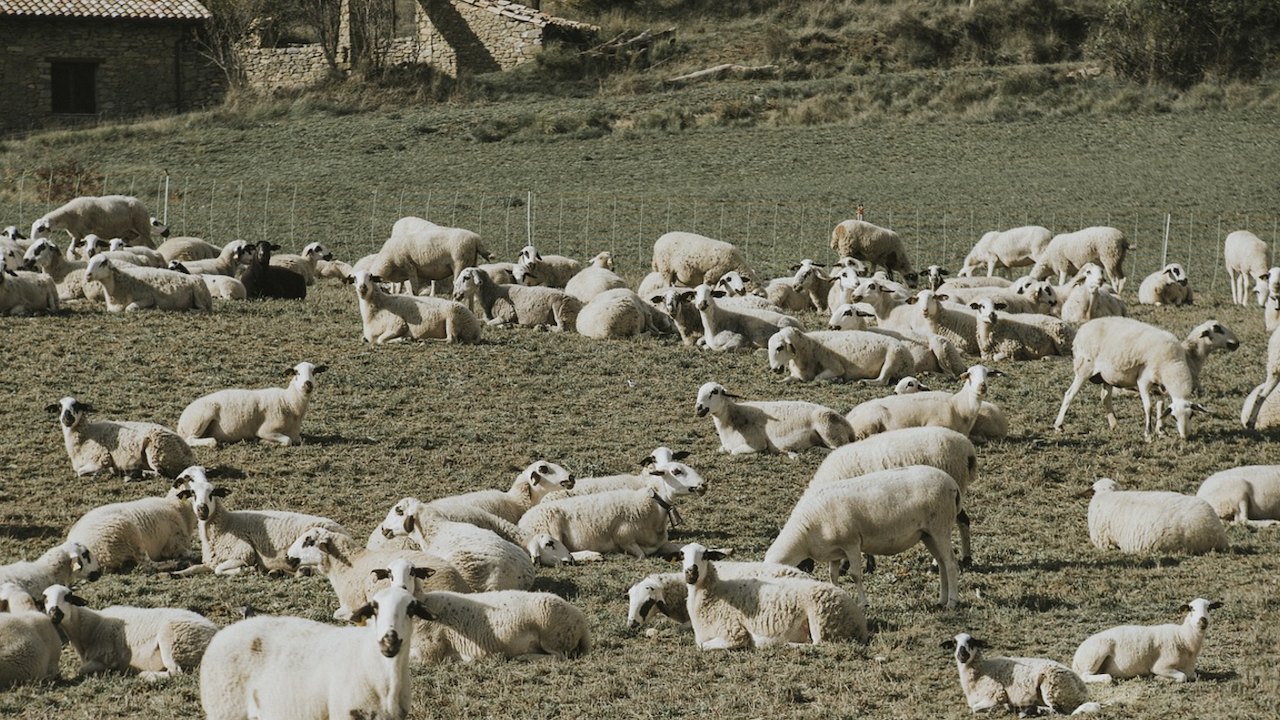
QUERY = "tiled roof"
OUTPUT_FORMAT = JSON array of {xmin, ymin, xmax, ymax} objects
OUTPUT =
[
  {"xmin": 457, "ymin": 0, "xmax": 597, "ymax": 33},
  {"xmin": 0, "ymin": 0, "xmax": 211, "ymax": 20}
]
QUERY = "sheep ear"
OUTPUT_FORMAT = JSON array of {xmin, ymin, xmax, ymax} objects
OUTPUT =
[
  {"xmin": 285, "ymin": 368, "xmax": 298, "ymax": 377},
  {"xmin": 350, "ymin": 603, "xmax": 375, "ymax": 626},
  {"xmin": 1208, "ymin": 601, "xmax": 1223, "ymax": 610},
  {"xmin": 317, "ymin": 537, "xmax": 335, "ymax": 555},
  {"xmin": 936, "ymin": 293, "xmax": 949, "ymax": 301},
  {"xmin": 67, "ymin": 594, "xmax": 88, "ymax": 607},
  {"xmin": 342, "ymin": 275, "xmax": 355, "ymax": 285},
  {"xmin": 270, "ymin": 243, "xmax": 281, "ymax": 251},
  {"xmin": 313, "ymin": 365, "xmax": 329, "ymax": 374},
  {"xmin": 905, "ymin": 296, "xmax": 919, "ymax": 305},
  {"xmin": 1179, "ymin": 603, "xmax": 1192, "ymax": 613},
  {"xmin": 658, "ymin": 550, "xmax": 682, "ymax": 563},
  {"xmin": 994, "ymin": 302, "xmax": 1007, "ymax": 310},
  {"xmin": 939, "ymin": 268, "xmax": 949, "ymax": 276},
  {"xmin": 371, "ymin": 568, "xmax": 391, "ymax": 580},
  {"xmin": 648, "ymin": 295, "xmax": 663, "ymax": 305},
  {"xmin": 211, "ymin": 487, "xmax": 231, "ymax": 498},
  {"xmin": 678, "ymin": 291, "xmax": 694, "ymax": 301},
  {"xmin": 986, "ymin": 369, "xmax": 1004, "ymax": 377},
  {"xmin": 411, "ymin": 567, "xmax": 435, "ymax": 579},
  {"xmin": 704, "ymin": 550, "xmax": 729, "ymax": 561},
  {"xmin": 176, "ymin": 489, "xmax": 193, "ymax": 500},
  {"xmin": 403, "ymin": 514, "xmax": 415, "ymax": 533},
  {"xmin": 671, "ymin": 450, "xmax": 690, "ymax": 461},
  {"xmin": 939, "ymin": 638, "xmax": 957, "ymax": 649},
  {"xmin": 44, "ymin": 403, "xmax": 60, "ymax": 413},
  {"xmin": 855, "ymin": 310, "xmax": 874, "ymax": 318},
  {"xmin": 77, "ymin": 403, "xmax": 95, "ymax": 414},
  {"xmin": 640, "ymin": 455, "xmax": 656, "ymax": 469},
  {"xmin": 370, "ymin": 276, "xmax": 383, "ymax": 284},
  {"xmin": 408, "ymin": 601, "xmax": 434, "ymax": 622},
  {"xmin": 968, "ymin": 302, "xmax": 981, "ymax": 310},
  {"xmin": 959, "ymin": 372, "xmax": 970, "ymax": 382}
]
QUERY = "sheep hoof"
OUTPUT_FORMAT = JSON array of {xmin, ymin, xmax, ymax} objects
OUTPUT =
[{"xmin": 960, "ymin": 556, "xmax": 973, "ymax": 570}]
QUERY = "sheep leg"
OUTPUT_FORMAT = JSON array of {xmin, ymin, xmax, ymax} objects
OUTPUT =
[
  {"xmin": 698, "ymin": 636, "xmax": 740, "ymax": 651},
  {"xmin": 956, "ymin": 510, "xmax": 973, "ymax": 568},
  {"xmin": 1136, "ymin": 383, "xmax": 1154, "ymax": 441},
  {"xmin": 257, "ymin": 431, "xmax": 296, "ymax": 446},
  {"xmin": 214, "ymin": 559, "xmax": 251, "ymax": 575},
  {"xmin": 1152, "ymin": 666, "xmax": 1190, "ymax": 682},
  {"xmin": 621, "ymin": 542, "xmax": 648, "ymax": 559},
  {"xmin": 169, "ymin": 563, "xmax": 212, "ymax": 577},
  {"xmin": 77, "ymin": 660, "xmax": 108, "ymax": 676},
  {"xmin": 1099, "ymin": 385, "xmax": 1119, "ymax": 432},
  {"xmin": 922, "ymin": 532, "xmax": 959, "ymax": 609},
  {"xmin": 1053, "ymin": 371, "xmax": 1090, "ymax": 431}
]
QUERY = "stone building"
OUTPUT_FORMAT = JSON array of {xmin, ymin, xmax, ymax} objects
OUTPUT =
[{"xmin": 0, "ymin": 0, "xmax": 223, "ymax": 134}]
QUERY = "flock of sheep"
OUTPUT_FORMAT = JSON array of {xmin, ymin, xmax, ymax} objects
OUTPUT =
[{"xmin": 2, "ymin": 193, "xmax": 1279, "ymax": 718}]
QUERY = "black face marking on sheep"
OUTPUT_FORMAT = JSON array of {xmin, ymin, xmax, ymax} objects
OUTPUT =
[
  {"xmin": 379, "ymin": 629, "xmax": 402, "ymax": 658},
  {"xmin": 684, "ymin": 565, "xmax": 699, "ymax": 585}
]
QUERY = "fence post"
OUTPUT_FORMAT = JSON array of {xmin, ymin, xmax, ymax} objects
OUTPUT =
[
  {"xmin": 1161, "ymin": 213, "xmax": 1171, "ymax": 267},
  {"xmin": 263, "ymin": 182, "xmax": 271, "ymax": 241},
  {"xmin": 526, "ymin": 190, "xmax": 533, "ymax": 248}
]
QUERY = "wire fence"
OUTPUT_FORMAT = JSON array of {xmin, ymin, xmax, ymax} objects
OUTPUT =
[{"xmin": 3, "ymin": 170, "xmax": 1279, "ymax": 293}]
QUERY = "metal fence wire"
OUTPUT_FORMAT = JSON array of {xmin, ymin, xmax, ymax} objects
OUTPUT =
[{"xmin": 3, "ymin": 170, "xmax": 1277, "ymax": 292}]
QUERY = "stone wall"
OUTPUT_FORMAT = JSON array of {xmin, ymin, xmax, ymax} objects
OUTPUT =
[
  {"xmin": 415, "ymin": 0, "xmax": 546, "ymax": 77},
  {"xmin": 240, "ymin": 45, "xmax": 336, "ymax": 92}
]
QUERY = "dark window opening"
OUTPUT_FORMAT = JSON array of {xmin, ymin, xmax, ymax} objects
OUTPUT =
[{"xmin": 51, "ymin": 61, "xmax": 97, "ymax": 114}]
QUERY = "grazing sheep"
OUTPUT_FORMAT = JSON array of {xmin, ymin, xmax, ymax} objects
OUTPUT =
[
  {"xmin": 199, "ymin": 585, "xmax": 423, "ymax": 720},
  {"xmin": 1030, "ymin": 227, "xmax": 1131, "ymax": 292},
  {"xmin": 173, "ymin": 239, "xmax": 248, "ymax": 277},
  {"xmin": 167, "ymin": 262, "xmax": 248, "ymax": 300},
  {"xmin": 958, "ymin": 226, "xmax": 1053, "ymax": 277},
  {"xmin": 170, "ymin": 466, "xmax": 348, "ymax": 576},
  {"xmin": 452, "ymin": 266, "xmax": 581, "ymax": 331},
  {"xmin": 577, "ymin": 288, "xmax": 671, "ymax": 340},
  {"xmin": 379, "ymin": 498, "xmax": 537, "ymax": 591},
  {"xmin": 651, "ymin": 231, "xmax": 756, "ymax": 287},
  {"xmin": 513, "ymin": 246, "xmax": 582, "ymax": 289},
  {"xmin": 827, "ymin": 303, "xmax": 967, "ymax": 376},
  {"xmin": 0, "ymin": 582, "xmax": 62, "ymax": 688},
  {"xmin": 65, "ymin": 481, "xmax": 197, "ymax": 572},
  {"xmin": 47, "ymin": 396, "xmax": 196, "ymax": 480},
  {"xmin": 157, "ymin": 236, "xmax": 221, "ymax": 264},
  {"xmin": 829, "ymin": 219, "xmax": 918, "ymax": 286},
  {"xmin": 1225, "ymin": 230, "xmax": 1270, "ymax": 306},
  {"xmin": 236, "ymin": 241, "xmax": 306, "ymax": 300},
  {"xmin": 690, "ymin": 284, "xmax": 801, "ymax": 351},
  {"xmin": 767, "ymin": 326, "xmax": 914, "ymax": 385},
  {"xmin": 177, "ymin": 361, "xmax": 327, "ymax": 447},
  {"xmin": 969, "ymin": 298, "xmax": 1075, "ymax": 361},
  {"xmin": 346, "ymin": 269, "xmax": 481, "ymax": 344},
  {"xmin": 411, "ymin": 590, "xmax": 590, "ymax": 663},
  {"xmin": 564, "ymin": 252, "xmax": 626, "ymax": 302},
  {"xmin": 695, "ymin": 381, "xmax": 854, "ymax": 456},
  {"xmin": 945, "ymin": 633, "xmax": 1095, "ymax": 715},
  {"xmin": 648, "ymin": 286, "xmax": 704, "ymax": 346},
  {"xmin": 845, "ymin": 365, "xmax": 1000, "ymax": 440},
  {"xmin": 1072, "ymin": 598, "xmax": 1222, "ymax": 683},
  {"xmin": 41, "ymin": 584, "xmax": 218, "ymax": 680},
  {"xmin": 765, "ymin": 466, "xmax": 962, "ymax": 608},
  {"xmin": 367, "ymin": 216, "xmax": 491, "ymax": 296},
  {"xmin": 904, "ymin": 290, "xmax": 981, "ymax": 355},
  {"xmin": 681, "ymin": 543, "xmax": 866, "ymax": 650},
  {"xmin": 0, "ymin": 541, "xmax": 101, "ymax": 600},
  {"xmin": 0, "ymin": 266, "xmax": 59, "ymax": 315},
  {"xmin": 85, "ymin": 255, "xmax": 212, "ymax": 312},
  {"xmin": 1086, "ymin": 478, "xmax": 1227, "ymax": 554},
  {"xmin": 31, "ymin": 195, "xmax": 156, "ymax": 248},
  {"xmin": 1196, "ymin": 466, "xmax": 1280, "ymax": 526},
  {"xmin": 625, "ymin": 562, "xmax": 813, "ymax": 630},
  {"xmin": 271, "ymin": 241, "xmax": 332, "ymax": 285},
  {"xmin": 1138, "ymin": 263, "xmax": 1193, "ymax": 306}
]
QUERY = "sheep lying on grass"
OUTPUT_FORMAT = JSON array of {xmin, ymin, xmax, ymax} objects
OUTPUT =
[
  {"xmin": 1196, "ymin": 465, "xmax": 1280, "ymax": 525},
  {"xmin": 178, "ymin": 361, "xmax": 327, "ymax": 447},
  {"xmin": 1086, "ymin": 478, "xmax": 1227, "ymax": 555},
  {"xmin": 945, "ymin": 633, "xmax": 1096, "ymax": 715},
  {"xmin": 65, "ymin": 480, "xmax": 197, "ymax": 572},
  {"xmin": 48, "ymin": 396, "xmax": 196, "ymax": 480},
  {"xmin": 453, "ymin": 266, "xmax": 581, "ymax": 331},
  {"xmin": 517, "ymin": 484, "xmax": 683, "ymax": 560},
  {"xmin": 379, "ymin": 498, "xmax": 537, "ymax": 590},
  {"xmin": 1072, "ymin": 598, "xmax": 1221, "ymax": 683},
  {"xmin": 21, "ymin": 238, "xmax": 93, "ymax": 301},
  {"xmin": 969, "ymin": 297, "xmax": 1074, "ymax": 361},
  {"xmin": 690, "ymin": 284, "xmax": 800, "ymax": 351},
  {"xmin": 85, "ymin": 255, "xmax": 212, "ymax": 312},
  {"xmin": 625, "ymin": 561, "xmax": 813, "ymax": 631},
  {"xmin": 845, "ymin": 365, "xmax": 1000, "ymax": 441},
  {"xmin": 695, "ymin": 382, "xmax": 854, "ymax": 456},
  {"xmin": 0, "ymin": 541, "xmax": 101, "ymax": 600},
  {"xmin": 577, "ymin": 288, "xmax": 673, "ymax": 340},
  {"xmin": 767, "ymin": 326, "xmax": 914, "ymax": 385},
  {"xmin": 513, "ymin": 245, "xmax": 581, "ymax": 289},
  {"xmin": 1138, "ymin": 262, "xmax": 1193, "ymax": 307},
  {"xmin": 236, "ymin": 241, "xmax": 306, "ymax": 300},
  {"xmin": 412, "ymin": 590, "xmax": 591, "ymax": 662},
  {"xmin": 347, "ymin": 269, "xmax": 481, "ymax": 344},
  {"xmin": 827, "ymin": 303, "xmax": 967, "ymax": 376},
  {"xmin": 0, "ymin": 266, "xmax": 58, "ymax": 315},
  {"xmin": 271, "ymin": 241, "xmax": 332, "ymax": 285},
  {"xmin": 564, "ymin": 251, "xmax": 626, "ymax": 302},
  {"xmin": 157, "ymin": 236, "xmax": 221, "ymax": 264},
  {"xmin": 0, "ymin": 582, "xmax": 62, "ymax": 688}
]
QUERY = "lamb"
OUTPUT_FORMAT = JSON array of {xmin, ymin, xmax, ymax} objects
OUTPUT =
[
  {"xmin": 285, "ymin": 527, "xmax": 471, "ymax": 619},
  {"xmin": 410, "ymin": 589, "xmax": 590, "ymax": 663},
  {"xmin": 1138, "ymin": 262, "xmax": 1193, "ymax": 306},
  {"xmin": 845, "ymin": 365, "xmax": 1000, "ymax": 440},
  {"xmin": 767, "ymin": 326, "xmax": 914, "ymax": 385},
  {"xmin": 367, "ymin": 216, "xmax": 492, "ymax": 295},
  {"xmin": 958, "ymin": 226, "xmax": 1053, "ymax": 277},
  {"xmin": 271, "ymin": 241, "xmax": 332, "ymax": 285},
  {"xmin": 827, "ymin": 303, "xmax": 967, "ymax": 376},
  {"xmin": 577, "ymin": 288, "xmax": 672, "ymax": 340},
  {"xmin": 1054, "ymin": 318, "xmax": 1237, "ymax": 441},
  {"xmin": 346, "ymin": 269, "xmax": 481, "ymax": 344},
  {"xmin": 1086, "ymin": 478, "xmax": 1227, "ymax": 554},
  {"xmin": 199, "ymin": 585, "xmax": 423, "ymax": 720},
  {"xmin": 452, "ymin": 266, "xmax": 581, "ymax": 331},
  {"xmin": 0, "ymin": 582, "xmax": 62, "ymax": 688},
  {"xmin": 47, "ymin": 396, "xmax": 196, "ymax": 479},
  {"xmin": 651, "ymin": 231, "xmax": 756, "ymax": 287},
  {"xmin": 695, "ymin": 381, "xmax": 854, "ymax": 455},
  {"xmin": 1030, "ymin": 226, "xmax": 1131, "ymax": 292},
  {"xmin": 689, "ymin": 283, "xmax": 801, "ymax": 351},
  {"xmin": 625, "ymin": 562, "xmax": 813, "ymax": 630},
  {"xmin": 65, "ymin": 480, "xmax": 197, "ymax": 572},
  {"xmin": 378, "ymin": 498, "xmax": 537, "ymax": 590},
  {"xmin": 969, "ymin": 298, "xmax": 1075, "ymax": 361},
  {"xmin": 157, "ymin": 236, "xmax": 221, "ymax": 263},
  {"xmin": 170, "ymin": 466, "xmax": 348, "ymax": 576},
  {"xmin": 85, "ymin": 255, "xmax": 212, "ymax": 312},
  {"xmin": 945, "ymin": 633, "xmax": 1095, "ymax": 715},
  {"xmin": 173, "ymin": 239, "xmax": 248, "ymax": 276},
  {"xmin": 648, "ymin": 286, "xmax": 704, "ymax": 346},
  {"xmin": 681, "ymin": 543, "xmax": 866, "ymax": 650},
  {"xmin": 31, "ymin": 195, "xmax": 156, "ymax": 248},
  {"xmin": 21, "ymin": 238, "xmax": 97, "ymax": 301},
  {"xmin": 236, "ymin": 241, "xmax": 306, "ymax": 300},
  {"xmin": 904, "ymin": 290, "xmax": 981, "ymax": 355},
  {"xmin": 829, "ymin": 219, "xmax": 918, "ymax": 285},
  {"xmin": 167, "ymin": 262, "xmax": 248, "ymax": 300},
  {"xmin": 765, "ymin": 466, "xmax": 962, "ymax": 608},
  {"xmin": 41, "ymin": 584, "xmax": 218, "ymax": 680},
  {"xmin": 517, "ymin": 484, "xmax": 684, "ymax": 559},
  {"xmin": 564, "ymin": 251, "xmax": 626, "ymax": 302},
  {"xmin": 1072, "ymin": 598, "xmax": 1222, "ymax": 683},
  {"xmin": 513, "ymin": 246, "xmax": 582, "ymax": 289},
  {"xmin": 0, "ymin": 266, "xmax": 58, "ymax": 315},
  {"xmin": 177, "ymin": 361, "xmax": 327, "ymax": 447},
  {"xmin": 1195, "ymin": 467, "xmax": 1280, "ymax": 526},
  {"xmin": 0, "ymin": 540, "xmax": 101, "ymax": 599},
  {"xmin": 1225, "ymin": 230, "xmax": 1270, "ymax": 305}
]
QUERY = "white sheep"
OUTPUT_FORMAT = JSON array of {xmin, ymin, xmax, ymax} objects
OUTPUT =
[
  {"xmin": 845, "ymin": 365, "xmax": 1000, "ymax": 440},
  {"xmin": 199, "ymin": 585, "xmax": 424, "ymax": 720},
  {"xmin": 577, "ymin": 288, "xmax": 672, "ymax": 340},
  {"xmin": 695, "ymin": 381, "xmax": 854, "ymax": 455},
  {"xmin": 690, "ymin": 284, "xmax": 801, "ymax": 351},
  {"xmin": 762, "ymin": 273, "xmax": 812, "ymax": 312},
  {"xmin": 1087, "ymin": 478, "xmax": 1227, "ymax": 554},
  {"xmin": 41, "ymin": 584, "xmax": 218, "ymax": 680},
  {"xmin": 903, "ymin": 290, "xmax": 981, "ymax": 355},
  {"xmin": 452, "ymin": 266, "xmax": 581, "ymax": 331},
  {"xmin": 647, "ymin": 285, "xmax": 703, "ymax": 345},
  {"xmin": 1054, "ymin": 318, "xmax": 1237, "ymax": 440},
  {"xmin": 943, "ymin": 284, "xmax": 1045, "ymax": 314},
  {"xmin": 167, "ymin": 262, "xmax": 248, "ymax": 300},
  {"xmin": 83, "ymin": 233, "xmax": 166, "ymax": 266},
  {"xmin": 969, "ymin": 297, "xmax": 1075, "ymax": 361},
  {"xmin": 378, "ymin": 498, "xmax": 537, "ymax": 590},
  {"xmin": 0, "ymin": 582, "xmax": 62, "ymax": 687},
  {"xmin": 513, "ymin": 246, "xmax": 582, "ymax": 289},
  {"xmin": 65, "ymin": 480, "xmax": 197, "ymax": 572},
  {"xmin": 365, "ymin": 217, "xmax": 492, "ymax": 296},
  {"xmin": 173, "ymin": 239, "xmax": 248, "ymax": 276},
  {"xmin": 651, "ymin": 231, "xmax": 756, "ymax": 287},
  {"xmin": 0, "ymin": 540, "xmax": 101, "ymax": 599},
  {"xmin": 765, "ymin": 465, "xmax": 962, "ymax": 608},
  {"xmin": 85, "ymin": 255, "xmax": 212, "ymax": 311},
  {"xmin": 848, "ymin": 278, "xmax": 916, "ymax": 330},
  {"xmin": 768, "ymin": 326, "xmax": 914, "ymax": 385},
  {"xmin": 1138, "ymin": 262, "xmax": 1193, "ymax": 306},
  {"xmin": 47, "ymin": 396, "xmax": 196, "ymax": 479},
  {"xmin": 681, "ymin": 543, "xmax": 866, "ymax": 650},
  {"xmin": 563, "ymin": 251, "xmax": 626, "ymax": 302},
  {"xmin": 827, "ymin": 303, "xmax": 967, "ymax": 376},
  {"xmin": 958, "ymin": 226, "xmax": 1052, "ymax": 277},
  {"xmin": 271, "ymin": 241, "xmax": 332, "ymax": 285},
  {"xmin": 426, "ymin": 460, "xmax": 575, "ymax": 525},
  {"xmin": 542, "ymin": 453, "xmax": 705, "ymax": 503},
  {"xmin": 170, "ymin": 466, "xmax": 348, "ymax": 576},
  {"xmin": 945, "ymin": 633, "xmax": 1095, "ymax": 715},
  {"xmin": 347, "ymin": 269, "xmax": 481, "ymax": 344},
  {"xmin": 517, "ymin": 484, "xmax": 683, "ymax": 560},
  {"xmin": 1030, "ymin": 227, "xmax": 1131, "ymax": 292},
  {"xmin": 1225, "ymin": 230, "xmax": 1270, "ymax": 305},
  {"xmin": 625, "ymin": 562, "xmax": 813, "ymax": 631},
  {"xmin": 177, "ymin": 361, "xmax": 327, "ymax": 446},
  {"xmin": 829, "ymin": 219, "xmax": 917, "ymax": 286},
  {"xmin": 1196, "ymin": 466, "xmax": 1280, "ymax": 526},
  {"xmin": 789, "ymin": 259, "xmax": 835, "ymax": 310},
  {"xmin": 106, "ymin": 238, "xmax": 167, "ymax": 266},
  {"xmin": 1057, "ymin": 264, "xmax": 1128, "ymax": 324},
  {"xmin": 0, "ymin": 266, "xmax": 59, "ymax": 315},
  {"xmin": 1072, "ymin": 598, "xmax": 1221, "ymax": 683},
  {"xmin": 409, "ymin": 590, "xmax": 591, "ymax": 663},
  {"xmin": 1241, "ymin": 327, "xmax": 1280, "ymax": 429},
  {"xmin": 157, "ymin": 236, "xmax": 221, "ymax": 263},
  {"xmin": 20, "ymin": 238, "xmax": 99, "ymax": 301},
  {"xmin": 31, "ymin": 195, "xmax": 156, "ymax": 248}
]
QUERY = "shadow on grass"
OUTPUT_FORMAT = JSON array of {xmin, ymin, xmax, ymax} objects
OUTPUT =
[
  {"xmin": 303, "ymin": 434, "xmax": 382, "ymax": 446},
  {"xmin": 533, "ymin": 575, "xmax": 582, "ymax": 598},
  {"xmin": 972, "ymin": 555, "xmax": 1184, "ymax": 574},
  {"xmin": 1195, "ymin": 669, "xmax": 1239, "ymax": 683},
  {"xmin": 0, "ymin": 523, "xmax": 61, "ymax": 540}
]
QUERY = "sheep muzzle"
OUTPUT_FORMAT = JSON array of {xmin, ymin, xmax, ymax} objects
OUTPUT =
[
  {"xmin": 684, "ymin": 565, "xmax": 699, "ymax": 585},
  {"xmin": 381, "ymin": 526, "xmax": 396, "ymax": 539},
  {"xmin": 196, "ymin": 504, "xmax": 211, "ymax": 522},
  {"xmin": 695, "ymin": 405, "xmax": 708, "ymax": 417},
  {"xmin": 47, "ymin": 607, "xmax": 64, "ymax": 624},
  {"xmin": 379, "ymin": 630, "xmax": 402, "ymax": 658}
]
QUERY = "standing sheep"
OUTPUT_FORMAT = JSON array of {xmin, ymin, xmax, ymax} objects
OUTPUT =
[
  {"xmin": 346, "ymin": 269, "xmax": 481, "ymax": 344},
  {"xmin": 31, "ymin": 195, "xmax": 156, "ymax": 248},
  {"xmin": 1072, "ymin": 598, "xmax": 1222, "ymax": 683},
  {"xmin": 945, "ymin": 633, "xmax": 1095, "ymax": 715},
  {"xmin": 367, "ymin": 216, "xmax": 491, "ymax": 296},
  {"xmin": 48, "ymin": 396, "xmax": 196, "ymax": 480},
  {"xmin": 1225, "ymin": 230, "xmax": 1270, "ymax": 306},
  {"xmin": 1086, "ymin": 478, "xmax": 1227, "ymax": 555},
  {"xmin": 829, "ymin": 219, "xmax": 917, "ymax": 286},
  {"xmin": 177, "ymin": 361, "xmax": 327, "ymax": 447},
  {"xmin": 1030, "ymin": 227, "xmax": 1131, "ymax": 292},
  {"xmin": 1196, "ymin": 465, "xmax": 1280, "ymax": 525},
  {"xmin": 651, "ymin": 231, "xmax": 756, "ymax": 287},
  {"xmin": 695, "ymin": 382, "xmax": 854, "ymax": 456},
  {"xmin": 958, "ymin": 226, "xmax": 1052, "ymax": 277}
]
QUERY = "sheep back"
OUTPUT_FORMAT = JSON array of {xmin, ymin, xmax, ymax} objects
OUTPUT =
[
  {"xmin": 812, "ymin": 427, "xmax": 976, "ymax": 491},
  {"xmin": 1196, "ymin": 466, "xmax": 1280, "ymax": 523},
  {"xmin": 652, "ymin": 232, "xmax": 754, "ymax": 287},
  {"xmin": 517, "ymin": 489, "xmax": 670, "ymax": 557},
  {"xmin": 66, "ymin": 494, "xmax": 195, "ymax": 572},
  {"xmin": 1088, "ymin": 489, "xmax": 1227, "ymax": 554},
  {"xmin": 415, "ymin": 590, "xmax": 590, "ymax": 662},
  {"xmin": 371, "ymin": 217, "xmax": 489, "ymax": 292}
]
